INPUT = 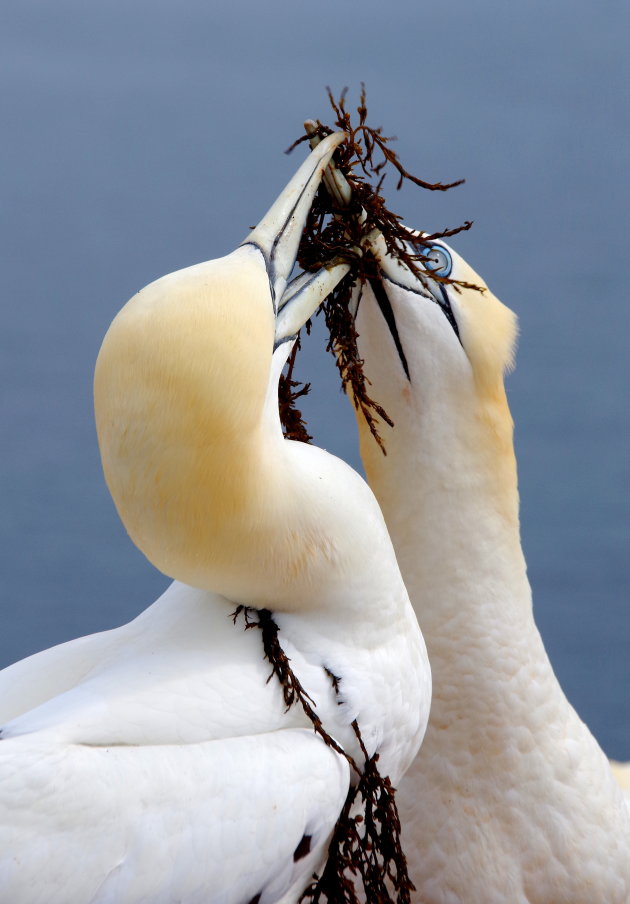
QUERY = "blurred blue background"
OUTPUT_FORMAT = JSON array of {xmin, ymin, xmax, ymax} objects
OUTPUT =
[{"xmin": 1, "ymin": 0, "xmax": 628, "ymax": 755}]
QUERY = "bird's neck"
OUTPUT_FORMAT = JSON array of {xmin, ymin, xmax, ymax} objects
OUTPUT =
[
  {"xmin": 199, "ymin": 348, "xmax": 412, "ymax": 625},
  {"xmin": 358, "ymin": 383, "xmax": 533, "ymax": 646},
  {"xmin": 238, "ymin": 435, "xmax": 411, "ymax": 626},
  {"xmin": 128, "ymin": 408, "xmax": 408, "ymax": 630}
]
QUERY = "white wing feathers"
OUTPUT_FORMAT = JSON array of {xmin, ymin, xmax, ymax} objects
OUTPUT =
[
  {"xmin": 0, "ymin": 730, "xmax": 348, "ymax": 904},
  {"xmin": 0, "ymin": 583, "xmax": 352, "ymax": 903}
]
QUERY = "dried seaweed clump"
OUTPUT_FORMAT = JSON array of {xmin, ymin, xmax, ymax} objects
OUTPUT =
[
  {"xmin": 301, "ymin": 724, "xmax": 414, "ymax": 904},
  {"xmin": 232, "ymin": 605, "xmax": 413, "ymax": 904},
  {"xmin": 278, "ymin": 337, "xmax": 313, "ymax": 443},
  {"xmin": 283, "ymin": 86, "xmax": 477, "ymax": 451}
]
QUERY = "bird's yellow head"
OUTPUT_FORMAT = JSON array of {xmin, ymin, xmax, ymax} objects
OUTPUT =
[
  {"xmin": 93, "ymin": 132, "xmax": 350, "ymax": 603},
  {"xmin": 94, "ymin": 247, "xmax": 275, "ymax": 589},
  {"xmin": 352, "ymin": 233, "xmax": 520, "ymax": 528}
]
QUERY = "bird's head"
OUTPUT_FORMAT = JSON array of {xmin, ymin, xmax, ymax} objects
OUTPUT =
[
  {"xmin": 350, "ymin": 229, "xmax": 520, "ymax": 527},
  {"xmin": 355, "ymin": 230, "xmax": 517, "ymax": 418},
  {"xmin": 303, "ymin": 128, "xmax": 517, "ymax": 470},
  {"xmin": 94, "ymin": 134, "xmax": 349, "ymax": 599}
]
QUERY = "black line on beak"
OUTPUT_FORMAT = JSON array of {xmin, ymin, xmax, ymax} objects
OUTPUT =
[
  {"xmin": 242, "ymin": 157, "xmax": 323, "ymax": 310},
  {"xmin": 368, "ymin": 277, "xmax": 411, "ymax": 381},
  {"xmin": 379, "ymin": 272, "xmax": 463, "ymax": 348},
  {"xmin": 438, "ymin": 285, "xmax": 462, "ymax": 343}
]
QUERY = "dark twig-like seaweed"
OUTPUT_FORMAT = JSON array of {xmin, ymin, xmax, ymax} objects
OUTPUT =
[
  {"xmin": 278, "ymin": 334, "xmax": 313, "ymax": 444},
  {"xmin": 231, "ymin": 606, "xmax": 356, "ymax": 766},
  {"xmin": 281, "ymin": 86, "xmax": 479, "ymax": 452},
  {"xmin": 301, "ymin": 711, "xmax": 414, "ymax": 904},
  {"xmin": 232, "ymin": 606, "xmax": 413, "ymax": 903}
]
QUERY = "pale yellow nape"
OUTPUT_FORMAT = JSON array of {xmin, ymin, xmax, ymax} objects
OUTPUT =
[
  {"xmin": 449, "ymin": 249, "xmax": 518, "ymax": 397},
  {"xmin": 94, "ymin": 246, "xmax": 287, "ymax": 600},
  {"xmin": 445, "ymin": 248, "xmax": 521, "ymax": 526}
]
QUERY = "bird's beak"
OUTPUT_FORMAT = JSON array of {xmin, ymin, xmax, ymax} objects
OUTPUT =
[
  {"xmin": 274, "ymin": 261, "xmax": 350, "ymax": 346},
  {"xmin": 242, "ymin": 131, "xmax": 351, "ymax": 345}
]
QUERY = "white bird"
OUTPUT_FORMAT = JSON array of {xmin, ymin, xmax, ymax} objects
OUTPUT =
[
  {"xmin": 305, "ymin": 130, "xmax": 630, "ymax": 897},
  {"xmin": 0, "ymin": 133, "xmax": 431, "ymax": 904},
  {"xmin": 344, "ymin": 227, "xmax": 630, "ymax": 902}
]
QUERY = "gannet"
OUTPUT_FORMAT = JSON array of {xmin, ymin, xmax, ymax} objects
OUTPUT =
[
  {"xmin": 304, "ymin": 131, "xmax": 630, "ymax": 896},
  {"xmin": 0, "ymin": 134, "xmax": 431, "ymax": 904},
  {"xmin": 345, "ymin": 228, "xmax": 630, "ymax": 901}
]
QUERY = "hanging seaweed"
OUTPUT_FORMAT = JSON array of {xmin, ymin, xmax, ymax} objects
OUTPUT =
[
  {"xmin": 278, "ymin": 334, "xmax": 313, "ymax": 444},
  {"xmin": 232, "ymin": 605, "xmax": 414, "ymax": 904},
  {"xmin": 300, "ymin": 715, "xmax": 414, "ymax": 904},
  {"xmin": 281, "ymin": 86, "xmax": 479, "ymax": 452}
]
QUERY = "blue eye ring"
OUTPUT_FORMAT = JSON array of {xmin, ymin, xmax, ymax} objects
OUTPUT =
[{"xmin": 420, "ymin": 243, "xmax": 452, "ymax": 278}]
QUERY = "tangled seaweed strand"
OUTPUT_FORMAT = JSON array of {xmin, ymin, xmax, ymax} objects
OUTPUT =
[
  {"xmin": 232, "ymin": 605, "xmax": 350, "ymax": 760},
  {"xmin": 300, "ymin": 717, "xmax": 414, "ymax": 904},
  {"xmin": 231, "ymin": 606, "xmax": 413, "ymax": 904},
  {"xmin": 278, "ymin": 336, "xmax": 313, "ymax": 444},
  {"xmin": 283, "ymin": 85, "xmax": 479, "ymax": 452}
]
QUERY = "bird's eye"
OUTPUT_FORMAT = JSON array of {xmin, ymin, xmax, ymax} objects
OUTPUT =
[{"xmin": 421, "ymin": 244, "xmax": 452, "ymax": 278}]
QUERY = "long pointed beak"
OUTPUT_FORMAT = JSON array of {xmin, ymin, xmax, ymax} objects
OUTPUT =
[
  {"xmin": 274, "ymin": 260, "xmax": 350, "ymax": 347},
  {"xmin": 304, "ymin": 121, "xmax": 353, "ymax": 207},
  {"xmin": 242, "ymin": 131, "xmax": 346, "ymax": 309}
]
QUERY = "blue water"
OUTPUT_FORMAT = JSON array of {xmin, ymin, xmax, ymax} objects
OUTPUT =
[{"xmin": 1, "ymin": 0, "xmax": 628, "ymax": 756}]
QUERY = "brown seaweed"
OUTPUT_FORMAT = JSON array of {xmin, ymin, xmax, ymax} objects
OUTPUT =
[
  {"xmin": 232, "ymin": 605, "xmax": 413, "ymax": 903},
  {"xmin": 278, "ymin": 335, "xmax": 313, "ymax": 444},
  {"xmin": 281, "ymin": 86, "xmax": 479, "ymax": 452}
]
